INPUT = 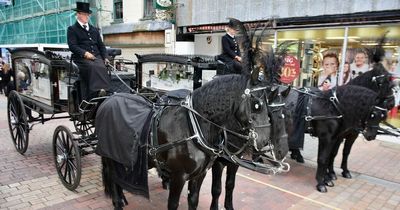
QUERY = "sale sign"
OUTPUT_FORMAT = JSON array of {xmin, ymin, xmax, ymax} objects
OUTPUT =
[{"xmin": 280, "ymin": 55, "xmax": 300, "ymax": 84}]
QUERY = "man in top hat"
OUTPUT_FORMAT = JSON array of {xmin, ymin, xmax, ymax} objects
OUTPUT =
[
  {"xmin": 67, "ymin": 1, "xmax": 110, "ymax": 100},
  {"xmin": 219, "ymin": 20, "xmax": 243, "ymax": 74}
]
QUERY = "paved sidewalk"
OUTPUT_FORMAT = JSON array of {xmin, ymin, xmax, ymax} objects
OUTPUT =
[{"xmin": 0, "ymin": 93, "xmax": 400, "ymax": 210}]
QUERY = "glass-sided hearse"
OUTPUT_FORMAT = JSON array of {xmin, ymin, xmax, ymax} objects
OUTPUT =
[{"xmin": 7, "ymin": 48, "xmax": 134, "ymax": 191}]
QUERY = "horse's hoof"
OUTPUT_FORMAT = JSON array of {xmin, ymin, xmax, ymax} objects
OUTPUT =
[
  {"xmin": 325, "ymin": 180, "xmax": 335, "ymax": 187},
  {"xmin": 225, "ymin": 206, "xmax": 234, "ymax": 210},
  {"xmin": 328, "ymin": 172, "xmax": 337, "ymax": 180},
  {"xmin": 316, "ymin": 184, "xmax": 327, "ymax": 193},
  {"xmin": 162, "ymin": 181, "xmax": 169, "ymax": 190},
  {"xmin": 342, "ymin": 171, "xmax": 352, "ymax": 179},
  {"xmin": 296, "ymin": 155, "xmax": 304, "ymax": 163},
  {"xmin": 210, "ymin": 204, "xmax": 218, "ymax": 210}
]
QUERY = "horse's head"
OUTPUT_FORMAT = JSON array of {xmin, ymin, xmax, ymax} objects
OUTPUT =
[
  {"xmin": 362, "ymin": 104, "xmax": 387, "ymax": 141},
  {"xmin": 369, "ymin": 63, "xmax": 395, "ymax": 109},
  {"xmin": 234, "ymin": 80, "xmax": 272, "ymax": 153},
  {"xmin": 263, "ymin": 85, "xmax": 289, "ymax": 160}
]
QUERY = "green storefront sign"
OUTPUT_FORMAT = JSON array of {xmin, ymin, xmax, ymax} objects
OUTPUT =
[{"xmin": 154, "ymin": 0, "xmax": 174, "ymax": 10}]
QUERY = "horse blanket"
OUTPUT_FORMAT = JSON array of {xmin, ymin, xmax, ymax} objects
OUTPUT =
[{"xmin": 95, "ymin": 93, "xmax": 153, "ymax": 198}]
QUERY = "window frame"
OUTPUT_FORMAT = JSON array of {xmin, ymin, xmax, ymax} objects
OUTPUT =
[{"xmin": 113, "ymin": 0, "xmax": 123, "ymax": 23}]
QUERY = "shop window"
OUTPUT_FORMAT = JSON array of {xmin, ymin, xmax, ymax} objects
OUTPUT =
[
  {"xmin": 276, "ymin": 28, "xmax": 345, "ymax": 88},
  {"xmin": 143, "ymin": 0, "xmax": 156, "ymax": 19},
  {"xmin": 114, "ymin": 0, "xmax": 123, "ymax": 21}
]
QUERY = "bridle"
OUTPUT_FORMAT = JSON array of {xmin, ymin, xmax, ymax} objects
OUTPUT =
[
  {"xmin": 362, "ymin": 105, "xmax": 387, "ymax": 131},
  {"xmin": 222, "ymin": 85, "xmax": 290, "ymax": 174},
  {"xmin": 372, "ymin": 74, "xmax": 395, "ymax": 107}
]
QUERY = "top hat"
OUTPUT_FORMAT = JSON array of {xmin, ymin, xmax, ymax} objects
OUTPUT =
[
  {"xmin": 227, "ymin": 19, "xmax": 237, "ymax": 29},
  {"xmin": 74, "ymin": 2, "xmax": 92, "ymax": 14}
]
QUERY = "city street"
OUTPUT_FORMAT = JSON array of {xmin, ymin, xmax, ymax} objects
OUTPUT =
[{"xmin": 0, "ymin": 93, "xmax": 400, "ymax": 210}]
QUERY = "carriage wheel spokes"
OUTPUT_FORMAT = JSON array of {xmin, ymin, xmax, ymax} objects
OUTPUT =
[
  {"xmin": 7, "ymin": 90, "xmax": 29, "ymax": 154},
  {"xmin": 53, "ymin": 125, "xmax": 81, "ymax": 191},
  {"xmin": 73, "ymin": 119, "xmax": 95, "ymax": 137}
]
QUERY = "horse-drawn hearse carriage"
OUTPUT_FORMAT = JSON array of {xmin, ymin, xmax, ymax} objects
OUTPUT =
[{"xmin": 6, "ymin": 48, "xmax": 232, "ymax": 191}]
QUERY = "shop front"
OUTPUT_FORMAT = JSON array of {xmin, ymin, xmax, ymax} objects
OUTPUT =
[{"xmin": 186, "ymin": 22, "xmax": 400, "ymax": 128}]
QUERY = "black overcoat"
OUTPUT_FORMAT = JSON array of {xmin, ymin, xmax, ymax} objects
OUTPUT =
[
  {"xmin": 220, "ymin": 34, "xmax": 240, "ymax": 62},
  {"xmin": 67, "ymin": 21, "xmax": 110, "ymax": 99},
  {"xmin": 67, "ymin": 22, "xmax": 107, "ymax": 60}
]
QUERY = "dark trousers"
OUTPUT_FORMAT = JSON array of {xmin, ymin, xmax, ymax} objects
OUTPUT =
[
  {"xmin": 220, "ymin": 60, "xmax": 242, "ymax": 75},
  {"xmin": 74, "ymin": 57, "xmax": 110, "ymax": 99}
]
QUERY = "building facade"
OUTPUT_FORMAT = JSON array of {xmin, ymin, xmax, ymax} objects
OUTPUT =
[
  {"xmin": 97, "ymin": 0, "xmax": 175, "ymax": 62},
  {"xmin": 175, "ymin": 0, "xmax": 400, "ymax": 87}
]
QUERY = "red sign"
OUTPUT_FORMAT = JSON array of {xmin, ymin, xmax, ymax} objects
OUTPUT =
[{"xmin": 280, "ymin": 55, "xmax": 300, "ymax": 84}]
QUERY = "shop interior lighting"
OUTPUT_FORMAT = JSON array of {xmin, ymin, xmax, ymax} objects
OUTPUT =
[
  {"xmin": 268, "ymin": 38, "xmax": 299, "ymax": 41},
  {"xmin": 326, "ymin": 36, "xmax": 360, "ymax": 40}
]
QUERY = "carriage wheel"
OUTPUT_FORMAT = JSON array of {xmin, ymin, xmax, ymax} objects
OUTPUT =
[
  {"xmin": 7, "ymin": 90, "xmax": 29, "ymax": 154},
  {"xmin": 53, "ymin": 125, "xmax": 81, "ymax": 190},
  {"xmin": 73, "ymin": 119, "xmax": 95, "ymax": 137}
]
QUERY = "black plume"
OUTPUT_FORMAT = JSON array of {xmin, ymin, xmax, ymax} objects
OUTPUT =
[
  {"xmin": 366, "ymin": 32, "xmax": 387, "ymax": 64},
  {"xmin": 262, "ymin": 41, "xmax": 294, "ymax": 84}
]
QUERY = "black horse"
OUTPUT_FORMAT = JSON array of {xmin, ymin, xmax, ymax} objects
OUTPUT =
[
  {"xmin": 96, "ymin": 66, "xmax": 289, "ymax": 209},
  {"xmin": 326, "ymin": 43, "xmax": 395, "ymax": 180},
  {"xmin": 208, "ymin": 19, "xmax": 291, "ymax": 210},
  {"xmin": 210, "ymin": 85, "xmax": 290, "ymax": 210},
  {"xmin": 284, "ymin": 84, "xmax": 388, "ymax": 192}
]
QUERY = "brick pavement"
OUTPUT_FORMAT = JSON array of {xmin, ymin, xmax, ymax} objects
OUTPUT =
[{"xmin": 0, "ymin": 93, "xmax": 400, "ymax": 210}]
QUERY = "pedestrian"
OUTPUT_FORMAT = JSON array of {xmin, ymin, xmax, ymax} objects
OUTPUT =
[
  {"xmin": 67, "ymin": 1, "xmax": 110, "ymax": 100},
  {"xmin": 1, "ymin": 63, "xmax": 11, "ymax": 95},
  {"xmin": 0, "ymin": 59, "xmax": 4, "ymax": 94},
  {"xmin": 218, "ymin": 19, "xmax": 243, "ymax": 74}
]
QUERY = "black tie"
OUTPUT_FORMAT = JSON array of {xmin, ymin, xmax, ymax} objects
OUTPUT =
[{"xmin": 83, "ymin": 25, "xmax": 87, "ymax": 31}]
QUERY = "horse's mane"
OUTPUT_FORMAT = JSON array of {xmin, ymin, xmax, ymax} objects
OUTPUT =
[
  {"xmin": 192, "ymin": 74, "xmax": 249, "ymax": 123},
  {"xmin": 316, "ymin": 85, "xmax": 378, "ymax": 126}
]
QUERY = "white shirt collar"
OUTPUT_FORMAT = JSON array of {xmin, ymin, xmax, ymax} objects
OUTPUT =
[
  {"xmin": 227, "ymin": 33, "xmax": 235, "ymax": 38},
  {"xmin": 77, "ymin": 20, "xmax": 89, "ymax": 31}
]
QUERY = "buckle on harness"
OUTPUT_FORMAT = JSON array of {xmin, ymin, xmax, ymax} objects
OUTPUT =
[{"xmin": 305, "ymin": 116, "xmax": 313, "ymax": 121}]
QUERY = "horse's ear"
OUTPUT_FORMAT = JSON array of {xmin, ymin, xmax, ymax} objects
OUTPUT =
[{"xmin": 281, "ymin": 86, "xmax": 291, "ymax": 98}]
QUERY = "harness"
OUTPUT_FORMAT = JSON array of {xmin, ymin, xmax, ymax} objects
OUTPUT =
[
  {"xmin": 291, "ymin": 86, "xmax": 389, "ymax": 138},
  {"xmin": 107, "ymin": 63, "xmax": 289, "ymax": 174}
]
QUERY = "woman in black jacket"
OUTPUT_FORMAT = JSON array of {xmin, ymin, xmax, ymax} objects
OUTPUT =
[{"xmin": 219, "ymin": 20, "xmax": 243, "ymax": 74}]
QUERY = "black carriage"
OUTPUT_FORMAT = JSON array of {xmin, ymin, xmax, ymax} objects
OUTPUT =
[{"xmin": 6, "ymin": 48, "xmax": 134, "ymax": 190}]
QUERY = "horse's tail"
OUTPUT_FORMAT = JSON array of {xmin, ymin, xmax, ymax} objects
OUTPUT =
[
  {"xmin": 101, "ymin": 156, "xmax": 113, "ymax": 198},
  {"xmin": 101, "ymin": 157, "xmax": 129, "ymax": 208}
]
